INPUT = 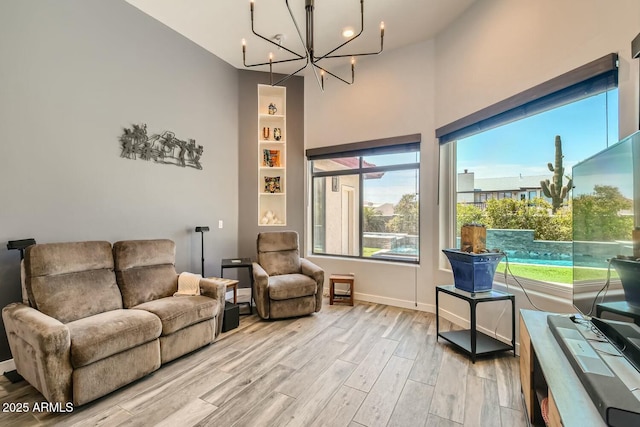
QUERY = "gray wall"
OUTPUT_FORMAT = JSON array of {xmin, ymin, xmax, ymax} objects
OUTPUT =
[
  {"xmin": 0, "ymin": 1, "xmax": 240, "ymax": 361},
  {"xmin": 237, "ymin": 71, "xmax": 305, "ymax": 269}
]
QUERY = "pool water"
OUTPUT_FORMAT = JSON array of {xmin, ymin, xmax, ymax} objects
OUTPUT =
[
  {"xmin": 379, "ymin": 246, "xmax": 584, "ymax": 267},
  {"xmin": 503, "ymin": 257, "xmax": 572, "ymax": 267}
]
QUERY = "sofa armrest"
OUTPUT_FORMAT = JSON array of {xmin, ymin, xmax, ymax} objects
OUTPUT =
[
  {"xmin": 2, "ymin": 303, "xmax": 72, "ymax": 403},
  {"xmin": 300, "ymin": 258, "xmax": 324, "ymax": 312},
  {"xmin": 252, "ymin": 262, "xmax": 270, "ymax": 319},
  {"xmin": 199, "ymin": 278, "xmax": 226, "ymax": 337},
  {"xmin": 300, "ymin": 258, "xmax": 324, "ymax": 284}
]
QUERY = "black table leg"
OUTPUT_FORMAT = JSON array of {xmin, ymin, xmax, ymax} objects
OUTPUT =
[
  {"xmin": 470, "ymin": 300, "xmax": 477, "ymax": 363},
  {"xmin": 511, "ymin": 296, "xmax": 516, "ymax": 357},
  {"xmin": 436, "ymin": 288, "xmax": 440, "ymax": 341}
]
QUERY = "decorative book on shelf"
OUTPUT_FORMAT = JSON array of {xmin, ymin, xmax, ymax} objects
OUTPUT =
[
  {"xmin": 264, "ymin": 176, "xmax": 281, "ymax": 193},
  {"xmin": 262, "ymin": 149, "xmax": 281, "ymax": 167}
]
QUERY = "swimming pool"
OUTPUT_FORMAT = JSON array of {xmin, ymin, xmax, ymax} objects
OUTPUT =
[
  {"xmin": 503, "ymin": 256, "xmax": 572, "ymax": 267},
  {"xmin": 373, "ymin": 246, "xmax": 591, "ymax": 267}
]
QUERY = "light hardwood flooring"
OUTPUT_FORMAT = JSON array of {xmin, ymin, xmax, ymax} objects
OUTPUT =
[{"xmin": 0, "ymin": 299, "xmax": 527, "ymax": 426}]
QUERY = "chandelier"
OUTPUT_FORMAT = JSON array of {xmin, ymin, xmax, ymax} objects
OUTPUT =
[{"xmin": 242, "ymin": 0, "xmax": 384, "ymax": 90}]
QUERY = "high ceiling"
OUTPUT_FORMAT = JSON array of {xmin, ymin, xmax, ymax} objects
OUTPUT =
[{"xmin": 126, "ymin": 0, "xmax": 476, "ymax": 75}]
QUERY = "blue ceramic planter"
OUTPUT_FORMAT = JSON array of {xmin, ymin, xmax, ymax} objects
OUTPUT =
[{"xmin": 442, "ymin": 249, "xmax": 504, "ymax": 292}]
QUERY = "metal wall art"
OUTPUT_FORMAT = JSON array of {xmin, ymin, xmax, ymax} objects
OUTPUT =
[{"xmin": 119, "ymin": 123, "xmax": 204, "ymax": 170}]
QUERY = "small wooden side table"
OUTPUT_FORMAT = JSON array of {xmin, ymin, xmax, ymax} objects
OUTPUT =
[
  {"xmin": 206, "ymin": 277, "xmax": 239, "ymax": 304},
  {"xmin": 329, "ymin": 273, "xmax": 355, "ymax": 306}
]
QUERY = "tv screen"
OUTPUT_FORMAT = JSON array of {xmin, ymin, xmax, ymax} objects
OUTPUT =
[{"xmin": 572, "ymin": 130, "xmax": 640, "ymax": 322}]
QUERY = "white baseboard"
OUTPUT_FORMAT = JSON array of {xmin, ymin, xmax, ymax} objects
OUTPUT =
[
  {"xmin": 354, "ymin": 292, "xmax": 436, "ymax": 313},
  {"xmin": 0, "ymin": 358, "xmax": 16, "ymax": 374}
]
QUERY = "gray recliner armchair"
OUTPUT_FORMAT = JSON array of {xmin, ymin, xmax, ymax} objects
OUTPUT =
[{"xmin": 252, "ymin": 231, "xmax": 324, "ymax": 319}]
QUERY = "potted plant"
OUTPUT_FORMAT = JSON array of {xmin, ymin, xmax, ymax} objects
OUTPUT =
[{"xmin": 443, "ymin": 223, "xmax": 503, "ymax": 292}]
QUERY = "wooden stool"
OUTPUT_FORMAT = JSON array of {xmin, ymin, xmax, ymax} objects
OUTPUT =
[{"xmin": 329, "ymin": 273, "xmax": 355, "ymax": 306}]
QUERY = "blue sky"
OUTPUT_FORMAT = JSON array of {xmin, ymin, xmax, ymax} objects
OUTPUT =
[
  {"xmin": 457, "ymin": 90, "xmax": 619, "ymax": 180},
  {"xmin": 361, "ymin": 90, "xmax": 619, "ymax": 205}
]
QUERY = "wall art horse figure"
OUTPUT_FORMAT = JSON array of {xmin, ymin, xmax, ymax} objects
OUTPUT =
[{"xmin": 119, "ymin": 123, "xmax": 204, "ymax": 170}]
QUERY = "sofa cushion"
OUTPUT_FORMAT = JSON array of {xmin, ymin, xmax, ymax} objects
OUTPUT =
[
  {"xmin": 258, "ymin": 250, "xmax": 301, "ymax": 276},
  {"xmin": 116, "ymin": 265, "xmax": 178, "ymax": 308},
  {"xmin": 25, "ymin": 241, "xmax": 123, "ymax": 323},
  {"xmin": 132, "ymin": 296, "xmax": 218, "ymax": 336},
  {"xmin": 268, "ymin": 274, "xmax": 317, "ymax": 300},
  {"xmin": 113, "ymin": 240, "xmax": 178, "ymax": 308},
  {"xmin": 66, "ymin": 309, "xmax": 161, "ymax": 368},
  {"xmin": 257, "ymin": 231, "xmax": 299, "ymax": 252}
]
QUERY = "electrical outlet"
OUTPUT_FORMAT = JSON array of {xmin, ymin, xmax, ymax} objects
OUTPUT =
[{"xmin": 218, "ymin": 220, "xmax": 223, "ymax": 229}]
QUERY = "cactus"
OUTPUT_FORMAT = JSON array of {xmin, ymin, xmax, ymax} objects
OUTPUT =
[{"xmin": 540, "ymin": 135, "xmax": 573, "ymax": 212}]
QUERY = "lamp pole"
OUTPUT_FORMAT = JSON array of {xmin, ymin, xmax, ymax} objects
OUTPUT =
[{"xmin": 194, "ymin": 226, "xmax": 210, "ymax": 276}]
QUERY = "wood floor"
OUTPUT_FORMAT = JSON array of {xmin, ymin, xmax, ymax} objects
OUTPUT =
[{"xmin": 0, "ymin": 298, "xmax": 527, "ymax": 427}]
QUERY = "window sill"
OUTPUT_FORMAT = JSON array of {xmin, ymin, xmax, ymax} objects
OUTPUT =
[
  {"xmin": 438, "ymin": 267, "xmax": 572, "ymax": 302},
  {"xmin": 308, "ymin": 253, "xmax": 420, "ymax": 267}
]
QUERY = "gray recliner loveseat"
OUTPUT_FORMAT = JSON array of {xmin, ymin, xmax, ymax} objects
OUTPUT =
[{"xmin": 2, "ymin": 239, "xmax": 225, "ymax": 406}]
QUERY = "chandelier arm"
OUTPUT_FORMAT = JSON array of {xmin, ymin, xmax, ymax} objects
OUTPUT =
[
  {"xmin": 308, "ymin": 59, "xmax": 324, "ymax": 91},
  {"xmin": 319, "ymin": 46, "xmax": 383, "ymax": 60},
  {"xmin": 251, "ymin": 1, "xmax": 305, "ymax": 59},
  {"xmin": 272, "ymin": 58, "xmax": 311, "ymax": 86},
  {"xmin": 250, "ymin": 30, "xmax": 305, "ymax": 61},
  {"xmin": 313, "ymin": 0, "xmax": 365, "ymax": 62},
  {"xmin": 314, "ymin": 63, "xmax": 354, "ymax": 86},
  {"xmin": 244, "ymin": 56, "xmax": 309, "ymax": 68},
  {"xmin": 319, "ymin": 32, "xmax": 384, "ymax": 60}
]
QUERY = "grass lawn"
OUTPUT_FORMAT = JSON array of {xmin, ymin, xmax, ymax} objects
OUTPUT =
[
  {"xmin": 494, "ymin": 263, "xmax": 617, "ymax": 284},
  {"xmin": 363, "ymin": 247, "xmax": 381, "ymax": 257},
  {"xmin": 495, "ymin": 263, "xmax": 573, "ymax": 284}
]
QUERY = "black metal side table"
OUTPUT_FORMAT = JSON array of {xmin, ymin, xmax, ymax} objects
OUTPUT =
[
  {"xmin": 221, "ymin": 258, "xmax": 254, "ymax": 315},
  {"xmin": 435, "ymin": 285, "xmax": 515, "ymax": 363}
]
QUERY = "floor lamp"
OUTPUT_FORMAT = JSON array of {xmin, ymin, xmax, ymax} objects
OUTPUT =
[
  {"xmin": 7, "ymin": 238, "xmax": 36, "ymax": 260},
  {"xmin": 195, "ymin": 226, "xmax": 209, "ymax": 277},
  {"xmin": 5, "ymin": 238, "xmax": 36, "ymax": 383}
]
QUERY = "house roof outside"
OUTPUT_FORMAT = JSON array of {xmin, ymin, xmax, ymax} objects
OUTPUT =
[
  {"xmin": 467, "ymin": 174, "xmax": 550, "ymax": 193},
  {"xmin": 365, "ymin": 202, "xmax": 395, "ymax": 216}
]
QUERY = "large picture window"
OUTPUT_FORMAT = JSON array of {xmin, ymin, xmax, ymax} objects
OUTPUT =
[
  {"xmin": 437, "ymin": 54, "xmax": 619, "ymax": 287},
  {"xmin": 307, "ymin": 135, "xmax": 420, "ymax": 263}
]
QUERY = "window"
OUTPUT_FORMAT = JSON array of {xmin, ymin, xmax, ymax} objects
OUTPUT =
[
  {"xmin": 307, "ymin": 135, "xmax": 420, "ymax": 263},
  {"xmin": 438, "ymin": 54, "xmax": 618, "ymax": 287}
]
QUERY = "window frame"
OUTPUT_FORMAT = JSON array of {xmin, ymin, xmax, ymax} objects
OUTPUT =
[
  {"xmin": 307, "ymin": 134, "xmax": 421, "ymax": 264},
  {"xmin": 436, "ymin": 54, "xmax": 619, "ymax": 289}
]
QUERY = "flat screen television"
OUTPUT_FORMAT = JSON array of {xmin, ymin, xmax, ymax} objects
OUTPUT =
[
  {"xmin": 565, "ymin": 133, "xmax": 640, "ymax": 426},
  {"xmin": 572, "ymin": 130, "xmax": 640, "ymax": 322}
]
